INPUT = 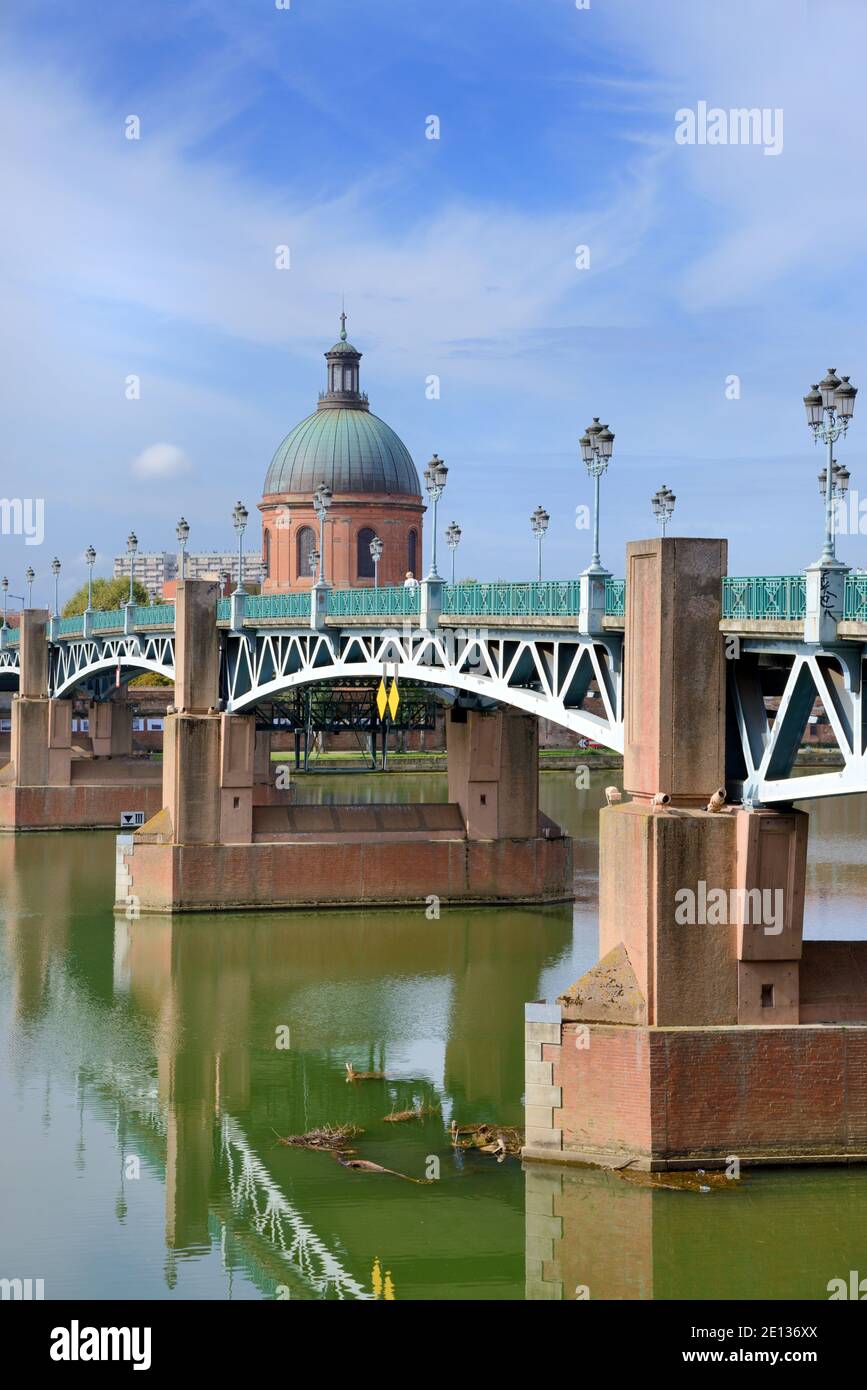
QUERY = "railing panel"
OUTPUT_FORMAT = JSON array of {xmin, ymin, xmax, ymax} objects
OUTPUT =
[
  {"xmin": 844, "ymin": 574, "xmax": 867, "ymax": 623},
  {"xmin": 92, "ymin": 608, "xmax": 126, "ymax": 630},
  {"xmin": 604, "ymin": 578, "xmax": 625, "ymax": 617},
  {"xmin": 442, "ymin": 581, "xmax": 581, "ymax": 617},
  {"xmin": 244, "ymin": 592, "xmax": 311, "ymax": 622},
  {"xmin": 327, "ymin": 586, "xmax": 419, "ymax": 618},
  {"xmin": 722, "ymin": 575, "xmax": 805, "ymax": 621},
  {"xmin": 133, "ymin": 604, "xmax": 175, "ymax": 627}
]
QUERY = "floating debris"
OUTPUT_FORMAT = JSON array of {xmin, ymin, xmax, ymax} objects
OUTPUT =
[
  {"xmin": 345, "ymin": 1062, "xmax": 388, "ymax": 1082},
  {"xmin": 333, "ymin": 1153, "xmax": 434, "ymax": 1184},
  {"xmin": 383, "ymin": 1103, "xmax": 440, "ymax": 1124},
  {"xmin": 450, "ymin": 1121, "xmax": 523, "ymax": 1158},
  {"xmin": 614, "ymin": 1168, "xmax": 739, "ymax": 1194},
  {"xmin": 274, "ymin": 1124, "xmax": 362, "ymax": 1153}
]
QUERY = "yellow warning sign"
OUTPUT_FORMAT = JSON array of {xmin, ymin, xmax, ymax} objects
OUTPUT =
[
  {"xmin": 376, "ymin": 678, "xmax": 388, "ymax": 720},
  {"xmin": 387, "ymin": 678, "xmax": 400, "ymax": 720}
]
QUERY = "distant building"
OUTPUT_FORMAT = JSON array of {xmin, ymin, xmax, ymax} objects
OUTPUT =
[
  {"xmin": 113, "ymin": 550, "xmax": 264, "ymax": 595},
  {"xmin": 260, "ymin": 315, "xmax": 424, "ymax": 591}
]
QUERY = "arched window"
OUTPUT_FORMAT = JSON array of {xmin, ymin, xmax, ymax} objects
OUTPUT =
[
  {"xmin": 262, "ymin": 529, "xmax": 271, "ymax": 578},
  {"xmin": 357, "ymin": 527, "xmax": 376, "ymax": 579},
  {"xmin": 407, "ymin": 530, "xmax": 418, "ymax": 577},
  {"xmin": 297, "ymin": 526, "xmax": 316, "ymax": 580}
]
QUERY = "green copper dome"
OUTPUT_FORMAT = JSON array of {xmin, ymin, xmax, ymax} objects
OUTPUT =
[
  {"xmin": 264, "ymin": 407, "xmax": 420, "ymax": 497},
  {"xmin": 264, "ymin": 316, "xmax": 421, "ymax": 497}
]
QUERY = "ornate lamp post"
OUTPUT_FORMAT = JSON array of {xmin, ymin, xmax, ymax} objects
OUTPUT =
[
  {"xmin": 530, "ymin": 506, "xmax": 549, "ymax": 582},
  {"xmin": 126, "ymin": 531, "xmax": 138, "ymax": 606},
  {"xmin": 445, "ymin": 522, "xmax": 462, "ymax": 584},
  {"xmin": 369, "ymin": 535, "xmax": 383, "ymax": 588},
  {"xmin": 51, "ymin": 557, "xmax": 61, "ymax": 617},
  {"xmin": 25, "ymin": 566, "xmax": 35, "ymax": 607},
  {"xmin": 423, "ymin": 454, "xmax": 448, "ymax": 579},
  {"xmin": 651, "ymin": 484, "xmax": 676, "ymax": 536},
  {"xmin": 1, "ymin": 576, "xmax": 8, "ymax": 629},
  {"xmin": 579, "ymin": 418, "xmax": 615, "ymax": 574},
  {"xmin": 313, "ymin": 483, "xmax": 333, "ymax": 585},
  {"xmin": 232, "ymin": 501, "xmax": 248, "ymax": 594},
  {"xmin": 804, "ymin": 369, "xmax": 857, "ymax": 566},
  {"xmin": 818, "ymin": 459, "xmax": 850, "ymax": 546},
  {"xmin": 176, "ymin": 516, "xmax": 190, "ymax": 580},
  {"xmin": 85, "ymin": 546, "xmax": 96, "ymax": 612}
]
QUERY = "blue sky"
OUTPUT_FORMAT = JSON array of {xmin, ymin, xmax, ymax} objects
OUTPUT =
[{"xmin": 1, "ymin": 0, "xmax": 865, "ymax": 603}]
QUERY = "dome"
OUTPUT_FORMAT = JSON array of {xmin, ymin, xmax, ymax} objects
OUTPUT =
[{"xmin": 263, "ymin": 407, "xmax": 421, "ymax": 497}]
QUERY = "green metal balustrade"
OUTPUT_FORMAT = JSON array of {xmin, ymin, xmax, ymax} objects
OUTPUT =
[
  {"xmin": 442, "ymin": 581, "xmax": 582, "ymax": 618},
  {"xmin": 722, "ymin": 575, "xmax": 806, "ymax": 622},
  {"xmin": 57, "ymin": 615, "xmax": 84, "ymax": 636},
  {"xmin": 133, "ymin": 603, "xmax": 175, "ymax": 627},
  {"xmin": 243, "ymin": 592, "xmax": 311, "ymax": 622},
  {"xmin": 327, "ymin": 585, "xmax": 420, "ymax": 618},
  {"xmin": 844, "ymin": 573, "xmax": 867, "ymax": 623},
  {"xmin": 604, "ymin": 578, "xmax": 625, "ymax": 617},
  {"xmin": 91, "ymin": 608, "xmax": 126, "ymax": 631}
]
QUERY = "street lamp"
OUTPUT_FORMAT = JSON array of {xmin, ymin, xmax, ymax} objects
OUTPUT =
[
  {"xmin": 369, "ymin": 535, "xmax": 383, "ymax": 588},
  {"xmin": 530, "ymin": 506, "xmax": 549, "ymax": 582},
  {"xmin": 85, "ymin": 546, "xmax": 96, "ymax": 612},
  {"xmin": 126, "ymin": 531, "xmax": 138, "ymax": 606},
  {"xmin": 804, "ymin": 369, "xmax": 857, "ymax": 565},
  {"xmin": 176, "ymin": 516, "xmax": 190, "ymax": 580},
  {"xmin": 25, "ymin": 567, "xmax": 35, "ymax": 607},
  {"xmin": 1, "ymin": 576, "xmax": 8, "ymax": 629},
  {"xmin": 818, "ymin": 459, "xmax": 850, "ymax": 546},
  {"xmin": 51, "ymin": 557, "xmax": 61, "ymax": 617},
  {"xmin": 651, "ymin": 484, "xmax": 676, "ymax": 536},
  {"xmin": 423, "ymin": 454, "xmax": 449, "ymax": 579},
  {"xmin": 580, "ymin": 417, "xmax": 615, "ymax": 573},
  {"xmin": 445, "ymin": 522, "xmax": 462, "ymax": 583},
  {"xmin": 312, "ymin": 483, "xmax": 332, "ymax": 585},
  {"xmin": 232, "ymin": 501, "xmax": 248, "ymax": 594}
]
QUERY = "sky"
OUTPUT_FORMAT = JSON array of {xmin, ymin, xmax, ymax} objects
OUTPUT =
[{"xmin": 1, "ymin": 0, "xmax": 866, "ymax": 605}]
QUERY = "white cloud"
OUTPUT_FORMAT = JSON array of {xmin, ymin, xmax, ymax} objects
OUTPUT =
[{"xmin": 131, "ymin": 443, "xmax": 190, "ymax": 478}]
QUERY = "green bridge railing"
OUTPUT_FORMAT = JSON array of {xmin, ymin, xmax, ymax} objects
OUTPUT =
[
  {"xmin": 722, "ymin": 575, "xmax": 806, "ymax": 622},
  {"xmin": 844, "ymin": 574, "xmax": 867, "ymax": 623},
  {"xmin": 133, "ymin": 603, "xmax": 175, "ymax": 627},
  {"xmin": 443, "ymin": 580, "xmax": 582, "ymax": 618},
  {"xmin": 328, "ymin": 585, "xmax": 419, "ymax": 618}
]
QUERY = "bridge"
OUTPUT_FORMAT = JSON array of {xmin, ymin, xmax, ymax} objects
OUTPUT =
[{"xmin": 4, "ymin": 565, "xmax": 867, "ymax": 803}]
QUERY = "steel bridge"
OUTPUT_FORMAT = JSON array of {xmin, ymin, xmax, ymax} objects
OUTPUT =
[{"xmin": 4, "ymin": 572, "xmax": 867, "ymax": 803}]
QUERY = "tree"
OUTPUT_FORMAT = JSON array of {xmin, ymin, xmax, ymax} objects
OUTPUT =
[{"xmin": 62, "ymin": 576, "xmax": 151, "ymax": 617}]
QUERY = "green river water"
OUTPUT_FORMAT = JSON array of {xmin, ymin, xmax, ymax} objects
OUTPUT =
[{"xmin": 1, "ymin": 770, "xmax": 866, "ymax": 1300}]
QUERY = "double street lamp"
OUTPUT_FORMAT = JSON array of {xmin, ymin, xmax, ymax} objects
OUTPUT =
[
  {"xmin": 423, "ymin": 454, "xmax": 448, "ymax": 579},
  {"xmin": 651, "ymin": 484, "xmax": 676, "ymax": 536},
  {"xmin": 1, "ymin": 576, "xmax": 8, "ymax": 629},
  {"xmin": 126, "ymin": 531, "xmax": 138, "ymax": 606},
  {"xmin": 25, "ymin": 567, "xmax": 35, "ymax": 607},
  {"xmin": 313, "ymin": 483, "xmax": 333, "ymax": 585},
  {"xmin": 85, "ymin": 545, "xmax": 96, "ymax": 612},
  {"xmin": 369, "ymin": 535, "xmax": 383, "ymax": 588},
  {"xmin": 51, "ymin": 558, "xmax": 61, "ymax": 617},
  {"xmin": 530, "ymin": 506, "xmax": 550, "ymax": 581},
  {"xmin": 445, "ymin": 521, "xmax": 462, "ymax": 583},
  {"xmin": 804, "ymin": 369, "xmax": 857, "ymax": 565},
  {"xmin": 176, "ymin": 516, "xmax": 190, "ymax": 580},
  {"xmin": 579, "ymin": 417, "xmax": 615, "ymax": 573},
  {"xmin": 232, "ymin": 501, "xmax": 248, "ymax": 594}
]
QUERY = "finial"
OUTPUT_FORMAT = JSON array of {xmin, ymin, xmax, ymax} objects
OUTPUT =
[{"xmin": 340, "ymin": 299, "xmax": 347, "ymax": 341}]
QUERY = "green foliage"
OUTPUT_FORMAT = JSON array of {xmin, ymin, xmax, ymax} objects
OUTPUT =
[
  {"xmin": 128, "ymin": 672, "xmax": 173, "ymax": 687},
  {"xmin": 62, "ymin": 576, "xmax": 151, "ymax": 616}
]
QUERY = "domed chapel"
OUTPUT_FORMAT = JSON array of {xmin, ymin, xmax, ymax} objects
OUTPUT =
[{"xmin": 259, "ymin": 315, "xmax": 425, "ymax": 591}]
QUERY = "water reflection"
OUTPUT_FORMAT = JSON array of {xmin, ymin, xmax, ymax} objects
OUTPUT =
[{"xmin": 1, "ymin": 770, "xmax": 866, "ymax": 1301}]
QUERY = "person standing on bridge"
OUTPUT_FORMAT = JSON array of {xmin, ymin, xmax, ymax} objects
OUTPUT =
[{"xmin": 403, "ymin": 571, "xmax": 419, "ymax": 589}]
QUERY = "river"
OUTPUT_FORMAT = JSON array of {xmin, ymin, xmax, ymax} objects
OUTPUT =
[{"xmin": 0, "ymin": 770, "xmax": 865, "ymax": 1300}]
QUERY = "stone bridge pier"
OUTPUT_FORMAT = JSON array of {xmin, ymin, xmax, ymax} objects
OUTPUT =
[
  {"xmin": 121, "ymin": 580, "xmax": 572, "ymax": 913},
  {"xmin": 0, "ymin": 611, "xmax": 162, "ymax": 830},
  {"xmin": 524, "ymin": 537, "xmax": 867, "ymax": 1173}
]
